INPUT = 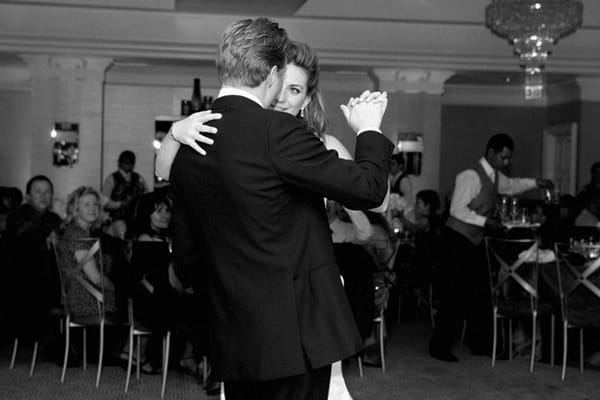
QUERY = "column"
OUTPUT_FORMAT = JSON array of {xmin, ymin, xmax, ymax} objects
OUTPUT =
[
  {"xmin": 0, "ymin": 63, "xmax": 32, "ymax": 188},
  {"xmin": 372, "ymin": 68, "xmax": 453, "ymax": 194},
  {"xmin": 20, "ymin": 55, "xmax": 112, "ymax": 200},
  {"xmin": 576, "ymin": 77, "xmax": 600, "ymax": 189}
]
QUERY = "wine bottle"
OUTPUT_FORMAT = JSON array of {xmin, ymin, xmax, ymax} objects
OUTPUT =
[
  {"xmin": 181, "ymin": 100, "xmax": 191, "ymax": 116},
  {"xmin": 191, "ymin": 78, "xmax": 202, "ymax": 113}
]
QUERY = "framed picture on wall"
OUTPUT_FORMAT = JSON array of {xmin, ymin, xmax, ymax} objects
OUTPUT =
[{"xmin": 51, "ymin": 122, "xmax": 79, "ymax": 167}]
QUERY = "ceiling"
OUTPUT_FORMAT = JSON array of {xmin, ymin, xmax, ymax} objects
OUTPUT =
[
  {"xmin": 0, "ymin": 0, "xmax": 599, "ymax": 86},
  {"xmin": 176, "ymin": 0, "xmax": 309, "ymax": 16}
]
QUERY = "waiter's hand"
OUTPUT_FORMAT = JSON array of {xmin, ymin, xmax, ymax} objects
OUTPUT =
[
  {"xmin": 536, "ymin": 179, "xmax": 554, "ymax": 189},
  {"xmin": 484, "ymin": 217, "xmax": 504, "ymax": 233}
]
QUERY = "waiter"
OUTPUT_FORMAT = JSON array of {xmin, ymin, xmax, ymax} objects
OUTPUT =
[{"xmin": 429, "ymin": 133, "xmax": 553, "ymax": 362}]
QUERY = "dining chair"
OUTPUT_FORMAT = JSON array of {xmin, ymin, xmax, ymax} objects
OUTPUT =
[
  {"xmin": 356, "ymin": 308, "xmax": 386, "ymax": 378},
  {"xmin": 9, "ymin": 337, "xmax": 38, "ymax": 376},
  {"xmin": 553, "ymin": 242, "xmax": 600, "ymax": 380},
  {"xmin": 484, "ymin": 237, "xmax": 555, "ymax": 372},
  {"xmin": 124, "ymin": 298, "xmax": 171, "ymax": 398},
  {"xmin": 54, "ymin": 237, "xmax": 127, "ymax": 387},
  {"xmin": 373, "ymin": 308, "xmax": 386, "ymax": 373},
  {"xmin": 9, "ymin": 244, "xmax": 65, "ymax": 376},
  {"xmin": 357, "ymin": 272, "xmax": 388, "ymax": 376}
]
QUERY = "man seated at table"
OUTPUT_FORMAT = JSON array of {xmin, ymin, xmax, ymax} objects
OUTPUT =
[
  {"xmin": 574, "ymin": 188, "xmax": 600, "ymax": 229},
  {"xmin": 429, "ymin": 133, "xmax": 554, "ymax": 362}
]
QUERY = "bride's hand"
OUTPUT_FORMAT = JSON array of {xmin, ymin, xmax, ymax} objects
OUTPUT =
[
  {"xmin": 340, "ymin": 91, "xmax": 388, "ymax": 134},
  {"xmin": 171, "ymin": 110, "xmax": 222, "ymax": 155}
]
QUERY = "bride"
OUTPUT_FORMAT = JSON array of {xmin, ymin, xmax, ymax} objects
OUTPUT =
[{"xmin": 156, "ymin": 41, "xmax": 387, "ymax": 399}]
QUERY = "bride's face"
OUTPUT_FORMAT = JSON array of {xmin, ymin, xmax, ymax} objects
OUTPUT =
[{"xmin": 272, "ymin": 63, "xmax": 311, "ymax": 117}]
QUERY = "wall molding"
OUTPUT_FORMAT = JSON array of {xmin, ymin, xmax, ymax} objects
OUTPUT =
[
  {"xmin": 0, "ymin": 66, "xmax": 31, "ymax": 91},
  {"xmin": 2, "ymin": 3, "xmax": 600, "ymax": 74}
]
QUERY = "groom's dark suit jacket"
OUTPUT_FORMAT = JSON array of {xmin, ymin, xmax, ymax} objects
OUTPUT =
[{"xmin": 170, "ymin": 95, "xmax": 393, "ymax": 382}]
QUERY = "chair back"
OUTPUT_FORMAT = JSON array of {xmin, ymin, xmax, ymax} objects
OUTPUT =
[
  {"xmin": 554, "ymin": 242, "xmax": 600, "ymax": 327},
  {"xmin": 127, "ymin": 298, "xmax": 135, "ymax": 327},
  {"xmin": 55, "ymin": 237, "xmax": 106, "ymax": 318},
  {"xmin": 52, "ymin": 243, "xmax": 72, "ymax": 318},
  {"xmin": 484, "ymin": 237, "xmax": 540, "ymax": 314},
  {"xmin": 569, "ymin": 226, "xmax": 600, "ymax": 242}
]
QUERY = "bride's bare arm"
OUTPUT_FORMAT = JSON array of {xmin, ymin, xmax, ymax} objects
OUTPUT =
[
  {"xmin": 323, "ymin": 133, "xmax": 390, "ymax": 213},
  {"xmin": 155, "ymin": 110, "xmax": 222, "ymax": 180}
]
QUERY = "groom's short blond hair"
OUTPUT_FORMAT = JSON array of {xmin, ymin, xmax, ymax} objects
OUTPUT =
[{"xmin": 216, "ymin": 17, "xmax": 289, "ymax": 88}]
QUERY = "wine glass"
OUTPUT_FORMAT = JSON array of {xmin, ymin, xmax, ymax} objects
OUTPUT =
[{"xmin": 509, "ymin": 197, "xmax": 519, "ymax": 222}]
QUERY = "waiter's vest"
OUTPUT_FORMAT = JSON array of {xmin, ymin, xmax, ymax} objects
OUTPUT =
[
  {"xmin": 446, "ymin": 162, "xmax": 499, "ymax": 245},
  {"xmin": 109, "ymin": 171, "xmax": 145, "ymax": 220}
]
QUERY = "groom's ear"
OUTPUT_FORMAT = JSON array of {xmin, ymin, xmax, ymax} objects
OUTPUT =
[{"xmin": 266, "ymin": 65, "xmax": 280, "ymax": 88}]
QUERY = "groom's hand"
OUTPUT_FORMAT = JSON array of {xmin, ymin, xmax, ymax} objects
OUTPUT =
[{"xmin": 340, "ymin": 90, "xmax": 388, "ymax": 135}]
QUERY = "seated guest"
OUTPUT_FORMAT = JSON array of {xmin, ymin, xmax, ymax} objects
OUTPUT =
[
  {"xmin": 128, "ymin": 192, "xmax": 178, "ymax": 373},
  {"xmin": 3, "ymin": 176, "xmax": 63, "ymax": 345},
  {"xmin": 575, "ymin": 162, "xmax": 600, "ymax": 210},
  {"xmin": 363, "ymin": 211, "xmax": 401, "ymax": 327},
  {"xmin": 411, "ymin": 190, "xmax": 443, "ymax": 286},
  {"xmin": 574, "ymin": 188, "xmax": 600, "ymax": 228},
  {"xmin": 133, "ymin": 192, "xmax": 172, "ymax": 242},
  {"xmin": 396, "ymin": 189, "xmax": 441, "ymax": 234},
  {"xmin": 0, "ymin": 187, "xmax": 23, "ymax": 234},
  {"xmin": 364, "ymin": 211, "xmax": 396, "ymax": 271},
  {"xmin": 327, "ymin": 201, "xmax": 379, "ymax": 375},
  {"xmin": 559, "ymin": 194, "xmax": 576, "ymax": 222},
  {"xmin": 390, "ymin": 190, "xmax": 442, "ymax": 324},
  {"xmin": 129, "ymin": 191, "xmax": 211, "ymax": 385},
  {"xmin": 327, "ymin": 200, "xmax": 373, "ymax": 245},
  {"xmin": 327, "ymin": 200, "xmax": 375, "ymax": 339},
  {"xmin": 582, "ymin": 162, "xmax": 600, "ymax": 193},
  {"xmin": 57, "ymin": 186, "xmax": 117, "ymax": 318}
]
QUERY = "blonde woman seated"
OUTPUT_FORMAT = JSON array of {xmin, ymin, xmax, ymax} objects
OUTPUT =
[{"xmin": 57, "ymin": 186, "xmax": 117, "ymax": 318}]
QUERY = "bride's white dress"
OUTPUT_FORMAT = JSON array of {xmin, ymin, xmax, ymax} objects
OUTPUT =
[
  {"xmin": 219, "ymin": 363, "xmax": 353, "ymax": 400},
  {"xmin": 328, "ymin": 360, "xmax": 354, "ymax": 399}
]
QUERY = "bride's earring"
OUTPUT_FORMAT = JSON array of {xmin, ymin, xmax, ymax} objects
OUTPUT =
[{"xmin": 300, "ymin": 108, "xmax": 305, "ymax": 118}]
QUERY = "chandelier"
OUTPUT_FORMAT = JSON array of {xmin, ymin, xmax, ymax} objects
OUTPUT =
[{"xmin": 485, "ymin": 0, "xmax": 583, "ymax": 99}]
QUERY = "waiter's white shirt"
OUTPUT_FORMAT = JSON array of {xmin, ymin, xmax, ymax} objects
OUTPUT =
[{"xmin": 450, "ymin": 157, "xmax": 537, "ymax": 228}]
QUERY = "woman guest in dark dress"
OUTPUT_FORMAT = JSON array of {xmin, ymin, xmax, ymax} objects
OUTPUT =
[
  {"xmin": 128, "ymin": 192, "xmax": 175, "ymax": 373},
  {"xmin": 393, "ymin": 189, "xmax": 442, "ymax": 322},
  {"xmin": 128, "ymin": 191, "xmax": 207, "ymax": 377}
]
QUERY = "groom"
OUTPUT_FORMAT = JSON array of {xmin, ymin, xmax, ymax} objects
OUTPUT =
[{"xmin": 170, "ymin": 17, "xmax": 393, "ymax": 399}]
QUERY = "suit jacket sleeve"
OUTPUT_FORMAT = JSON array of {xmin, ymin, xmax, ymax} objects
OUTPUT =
[
  {"xmin": 170, "ymin": 192, "xmax": 207, "ymax": 288},
  {"xmin": 269, "ymin": 115, "xmax": 394, "ymax": 210}
]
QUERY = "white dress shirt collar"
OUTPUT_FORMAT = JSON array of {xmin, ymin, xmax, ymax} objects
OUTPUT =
[
  {"xmin": 217, "ymin": 87, "xmax": 264, "ymax": 108},
  {"xmin": 479, "ymin": 157, "xmax": 496, "ymax": 181}
]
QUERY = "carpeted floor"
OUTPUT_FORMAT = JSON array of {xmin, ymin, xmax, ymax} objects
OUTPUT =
[{"xmin": 1, "ymin": 320, "xmax": 599, "ymax": 400}]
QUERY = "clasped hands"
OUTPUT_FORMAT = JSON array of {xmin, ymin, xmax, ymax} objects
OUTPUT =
[{"xmin": 340, "ymin": 90, "xmax": 388, "ymax": 135}]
